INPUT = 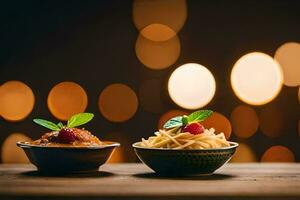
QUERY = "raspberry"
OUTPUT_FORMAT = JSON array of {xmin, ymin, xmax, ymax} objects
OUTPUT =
[
  {"xmin": 182, "ymin": 122, "xmax": 204, "ymax": 135},
  {"xmin": 57, "ymin": 128, "xmax": 77, "ymax": 143}
]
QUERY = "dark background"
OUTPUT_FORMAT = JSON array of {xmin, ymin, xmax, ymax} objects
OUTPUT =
[{"xmin": 0, "ymin": 0, "xmax": 299, "ymax": 162}]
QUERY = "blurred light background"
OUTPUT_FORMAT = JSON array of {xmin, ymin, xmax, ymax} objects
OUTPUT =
[{"xmin": 0, "ymin": 0, "xmax": 299, "ymax": 163}]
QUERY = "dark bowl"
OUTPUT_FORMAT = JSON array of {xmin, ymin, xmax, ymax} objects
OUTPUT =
[
  {"xmin": 133, "ymin": 141, "xmax": 238, "ymax": 176},
  {"xmin": 17, "ymin": 141, "xmax": 120, "ymax": 174}
]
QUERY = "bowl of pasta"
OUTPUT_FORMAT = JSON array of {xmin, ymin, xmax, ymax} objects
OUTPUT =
[{"xmin": 133, "ymin": 110, "xmax": 238, "ymax": 176}]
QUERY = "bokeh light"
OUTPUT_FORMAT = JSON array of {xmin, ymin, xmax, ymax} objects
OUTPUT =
[
  {"xmin": 259, "ymin": 105, "xmax": 284, "ymax": 138},
  {"xmin": 0, "ymin": 81, "xmax": 35, "ymax": 121},
  {"xmin": 168, "ymin": 63, "xmax": 216, "ymax": 109},
  {"xmin": 261, "ymin": 146, "xmax": 295, "ymax": 162},
  {"xmin": 98, "ymin": 84, "xmax": 138, "ymax": 122},
  {"xmin": 274, "ymin": 42, "xmax": 300, "ymax": 87},
  {"xmin": 230, "ymin": 143, "xmax": 257, "ymax": 163},
  {"xmin": 231, "ymin": 52, "xmax": 283, "ymax": 105},
  {"xmin": 230, "ymin": 105, "xmax": 259, "ymax": 138},
  {"xmin": 135, "ymin": 28, "xmax": 180, "ymax": 70},
  {"xmin": 108, "ymin": 147, "xmax": 124, "ymax": 163},
  {"xmin": 133, "ymin": 0, "xmax": 187, "ymax": 34},
  {"xmin": 103, "ymin": 132, "xmax": 136, "ymax": 163},
  {"xmin": 1, "ymin": 133, "xmax": 31, "ymax": 163},
  {"xmin": 48, "ymin": 81, "xmax": 88, "ymax": 121},
  {"xmin": 139, "ymin": 79, "xmax": 164, "ymax": 113},
  {"xmin": 201, "ymin": 112, "xmax": 232, "ymax": 139},
  {"xmin": 140, "ymin": 23, "xmax": 177, "ymax": 42},
  {"xmin": 104, "ymin": 133, "xmax": 125, "ymax": 163},
  {"xmin": 158, "ymin": 109, "xmax": 189, "ymax": 129}
]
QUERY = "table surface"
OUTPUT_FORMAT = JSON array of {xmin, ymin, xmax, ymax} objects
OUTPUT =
[{"xmin": 0, "ymin": 163, "xmax": 300, "ymax": 200}]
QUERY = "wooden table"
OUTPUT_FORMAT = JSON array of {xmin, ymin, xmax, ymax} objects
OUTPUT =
[{"xmin": 0, "ymin": 163, "xmax": 299, "ymax": 200}]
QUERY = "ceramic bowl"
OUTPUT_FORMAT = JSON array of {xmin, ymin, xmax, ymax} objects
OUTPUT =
[
  {"xmin": 17, "ymin": 141, "xmax": 120, "ymax": 174},
  {"xmin": 133, "ymin": 141, "xmax": 238, "ymax": 176}
]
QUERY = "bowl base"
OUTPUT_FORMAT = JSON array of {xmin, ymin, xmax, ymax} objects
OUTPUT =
[{"xmin": 36, "ymin": 167, "xmax": 100, "ymax": 175}]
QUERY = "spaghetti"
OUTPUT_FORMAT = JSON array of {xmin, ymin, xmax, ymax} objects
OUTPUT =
[{"xmin": 139, "ymin": 127, "xmax": 230, "ymax": 149}]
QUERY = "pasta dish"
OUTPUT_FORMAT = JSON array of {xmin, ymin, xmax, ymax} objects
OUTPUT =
[
  {"xmin": 138, "ymin": 110, "xmax": 230, "ymax": 149},
  {"xmin": 140, "ymin": 127, "xmax": 229, "ymax": 149}
]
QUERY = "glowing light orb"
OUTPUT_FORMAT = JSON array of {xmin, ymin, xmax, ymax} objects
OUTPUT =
[
  {"xmin": 98, "ymin": 84, "xmax": 138, "ymax": 122},
  {"xmin": 259, "ymin": 105, "xmax": 284, "ymax": 138},
  {"xmin": 274, "ymin": 42, "xmax": 300, "ymax": 87},
  {"xmin": 231, "ymin": 52, "xmax": 283, "ymax": 105},
  {"xmin": 230, "ymin": 105, "xmax": 259, "ymax": 138},
  {"xmin": 230, "ymin": 143, "xmax": 257, "ymax": 163},
  {"xmin": 135, "ymin": 28, "xmax": 180, "ymax": 70},
  {"xmin": 201, "ymin": 112, "xmax": 232, "ymax": 139},
  {"xmin": 103, "ymin": 132, "xmax": 136, "ymax": 162},
  {"xmin": 261, "ymin": 146, "xmax": 295, "ymax": 162},
  {"xmin": 0, "ymin": 81, "xmax": 35, "ymax": 121},
  {"xmin": 168, "ymin": 63, "xmax": 216, "ymax": 109},
  {"xmin": 48, "ymin": 82, "xmax": 88, "ymax": 121},
  {"xmin": 133, "ymin": 0, "xmax": 187, "ymax": 34},
  {"xmin": 140, "ymin": 23, "xmax": 176, "ymax": 42},
  {"xmin": 2, "ymin": 133, "xmax": 31, "ymax": 163}
]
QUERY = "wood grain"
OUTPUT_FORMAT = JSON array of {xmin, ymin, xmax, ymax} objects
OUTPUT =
[{"xmin": 0, "ymin": 163, "xmax": 299, "ymax": 200}]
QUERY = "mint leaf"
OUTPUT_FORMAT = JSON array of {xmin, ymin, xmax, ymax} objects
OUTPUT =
[
  {"xmin": 33, "ymin": 119, "xmax": 60, "ymax": 131},
  {"xmin": 163, "ymin": 116, "xmax": 183, "ymax": 129},
  {"xmin": 67, "ymin": 113, "xmax": 94, "ymax": 128},
  {"xmin": 163, "ymin": 110, "xmax": 214, "ymax": 129},
  {"xmin": 182, "ymin": 115, "xmax": 189, "ymax": 126},
  {"xmin": 57, "ymin": 122, "xmax": 64, "ymax": 129},
  {"xmin": 188, "ymin": 110, "xmax": 213, "ymax": 123}
]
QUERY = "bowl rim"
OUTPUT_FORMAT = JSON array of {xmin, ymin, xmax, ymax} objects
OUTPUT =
[
  {"xmin": 132, "ymin": 141, "xmax": 238, "ymax": 151},
  {"xmin": 16, "ymin": 141, "xmax": 120, "ymax": 149}
]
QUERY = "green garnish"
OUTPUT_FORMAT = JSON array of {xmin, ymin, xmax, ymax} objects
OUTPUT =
[
  {"xmin": 163, "ymin": 116, "xmax": 183, "ymax": 129},
  {"xmin": 187, "ymin": 110, "xmax": 213, "ymax": 123},
  {"xmin": 33, "ymin": 113, "xmax": 94, "ymax": 131},
  {"xmin": 57, "ymin": 122, "xmax": 64, "ymax": 129},
  {"xmin": 33, "ymin": 119, "xmax": 61, "ymax": 131},
  {"xmin": 67, "ymin": 113, "xmax": 94, "ymax": 128},
  {"xmin": 182, "ymin": 115, "xmax": 189, "ymax": 125},
  {"xmin": 163, "ymin": 110, "xmax": 213, "ymax": 129}
]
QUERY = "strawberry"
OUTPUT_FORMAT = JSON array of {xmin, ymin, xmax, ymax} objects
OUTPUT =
[
  {"xmin": 57, "ymin": 128, "xmax": 77, "ymax": 143},
  {"xmin": 182, "ymin": 122, "xmax": 204, "ymax": 135}
]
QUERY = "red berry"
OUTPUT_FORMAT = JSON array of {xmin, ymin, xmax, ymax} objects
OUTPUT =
[
  {"xmin": 182, "ymin": 122, "xmax": 204, "ymax": 135},
  {"xmin": 57, "ymin": 128, "xmax": 77, "ymax": 143}
]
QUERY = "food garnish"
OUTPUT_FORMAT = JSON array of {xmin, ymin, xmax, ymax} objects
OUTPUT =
[
  {"xmin": 163, "ymin": 110, "xmax": 212, "ymax": 130},
  {"xmin": 139, "ymin": 110, "xmax": 230, "ymax": 149},
  {"xmin": 182, "ymin": 122, "xmax": 205, "ymax": 135},
  {"xmin": 33, "ymin": 113, "xmax": 94, "ymax": 131},
  {"xmin": 32, "ymin": 113, "xmax": 101, "ymax": 146}
]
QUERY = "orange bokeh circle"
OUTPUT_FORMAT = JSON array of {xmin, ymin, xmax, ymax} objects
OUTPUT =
[
  {"xmin": 48, "ymin": 81, "xmax": 88, "ymax": 121},
  {"xmin": 99, "ymin": 84, "xmax": 138, "ymax": 122},
  {"xmin": 1, "ymin": 133, "xmax": 31, "ymax": 163},
  {"xmin": 230, "ymin": 143, "xmax": 257, "ymax": 163},
  {"xmin": 231, "ymin": 105, "xmax": 259, "ymax": 138},
  {"xmin": 274, "ymin": 42, "xmax": 300, "ymax": 87},
  {"xmin": 133, "ymin": 0, "xmax": 187, "ymax": 35},
  {"xmin": 201, "ymin": 112, "xmax": 232, "ymax": 139},
  {"xmin": 261, "ymin": 146, "xmax": 295, "ymax": 162},
  {"xmin": 135, "ymin": 30, "xmax": 180, "ymax": 70},
  {"xmin": 259, "ymin": 106, "xmax": 284, "ymax": 138},
  {"xmin": 0, "ymin": 81, "xmax": 35, "ymax": 121}
]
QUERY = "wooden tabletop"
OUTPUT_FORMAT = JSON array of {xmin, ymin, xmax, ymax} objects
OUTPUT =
[{"xmin": 0, "ymin": 163, "xmax": 299, "ymax": 200}]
